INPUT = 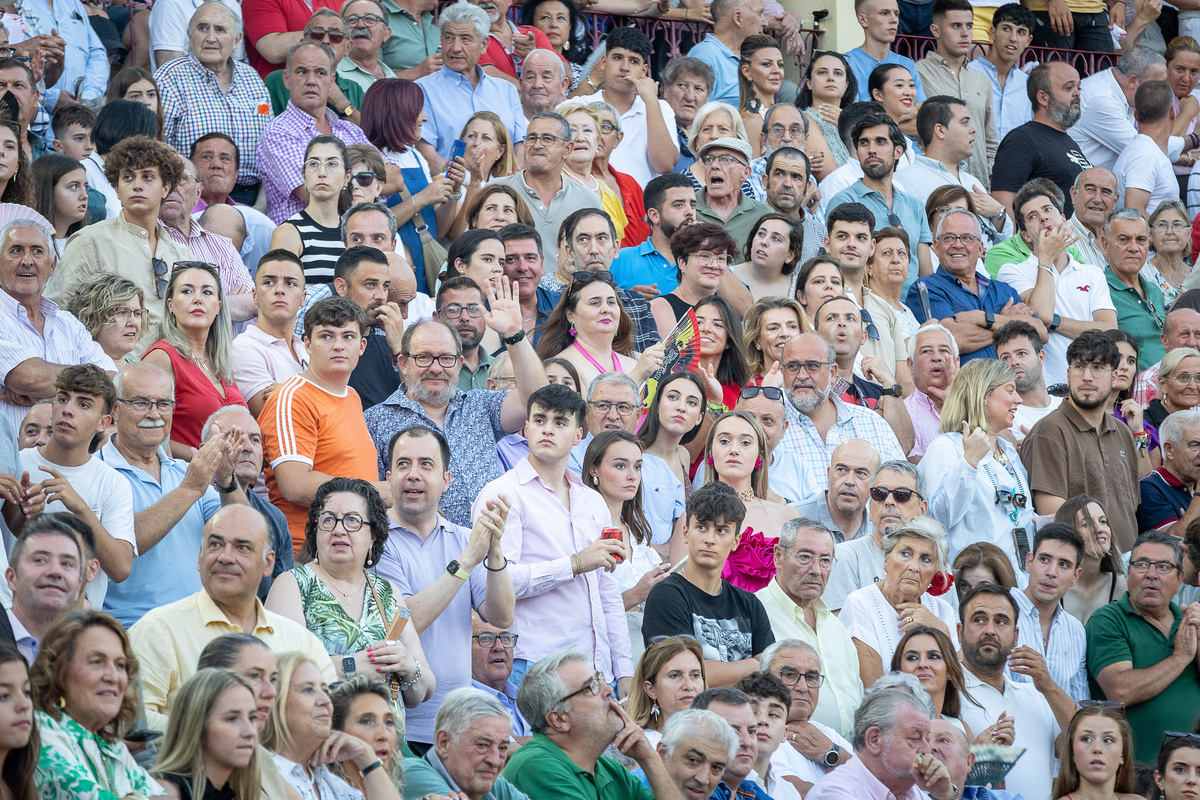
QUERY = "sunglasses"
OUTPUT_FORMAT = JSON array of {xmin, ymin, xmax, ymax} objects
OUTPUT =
[
  {"xmin": 740, "ymin": 385, "xmax": 783, "ymax": 401},
  {"xmin": 351, "ymin": 171, "xmax": 379, "ymax": 187},
  {"xmin": 995, "ymin": 490, "xmax": 1027, "ymax": 508},
  {"xmin": 572, "ymin": 270, "xmax": 614, "ymax": 283},
  {"xmin": 887, "ymin": 212, "xmax": 903, "ymax": 228},
  {"xmin": 1079, "ymin": 699, "xmax": 1126, "ymax": 714},
  {"xmin": 305, "ymin": 27, "xmax": 346, "ymax": 43},
  {"xmin": 152, "ymin": 257, "xmax": 169, "ymax": 299},
  {"xmin": 859, "ymin": 306, "xmax": 880, "ymax": 341},
  {"xmin": 869, "ymin": 486, "xmax": 921, "ymax": 503},
  {"xmin": 1163, "ymin": 730, "xmax": 1200, "ymax": 745}
]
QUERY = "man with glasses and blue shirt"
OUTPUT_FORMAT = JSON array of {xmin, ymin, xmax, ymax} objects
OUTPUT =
[
  {"xmin": 1086, "ymin": 530, "xmax": 1200, "ymax": 765},
  {"xmin": 436, "ymin": 276, "xmax": 492, "ymax": 392},
  {"xmin": 472, "ymin": 617, "xmax": 531, "ymax": 737}
]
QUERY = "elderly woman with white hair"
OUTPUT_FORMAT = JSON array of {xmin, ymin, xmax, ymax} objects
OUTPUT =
[
  {"xmin": 655, "ymin": 708, "xmax": 738, "ymax": 800},
  {"xmin": 399, "ymin": 687, "xmax": 529, "ymax": 800},
  {"xmin": 920, "ymin": 358, "xmax": 1032, "ymax": 585},
  {"xmin": 839, "ymin": 518, "xmax": 958, "ymax": 688},
  {"xmin": 1146, "ymin": 347, "xmax": 1200, "ymax": 430},
  {"xmin": 685, "ymin": 101, "xmax": 757, "ymax": 196}
]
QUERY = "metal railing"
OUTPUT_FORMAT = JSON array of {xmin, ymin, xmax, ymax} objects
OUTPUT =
[{"xmin": 893, "ymin": 34, "xmax": 1120, "ymax": 76}]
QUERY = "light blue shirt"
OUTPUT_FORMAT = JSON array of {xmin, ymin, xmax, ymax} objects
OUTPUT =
[
  {"xmin": 416, "ymin": 65, "xmax": 527, "ymax": 160},
  {"xmin": 95, "ymin": 438, "xmax": 221, "ymax": 628},
  {"xmin": 471, "ymin": 679, "xmax": 531, "ymax": 737},
  {"xmin": 18, "ymin": 0, "xmax": 108, "ymax": 106},
  {"xmin": 640, "ymin": 452, "xmax": 685, "ymax": 546},
  {"xmin": 968, "ymin": 57, "xmax": 1032, "ymax": 141},
  {"xmin": 685, "ymin": 34, "xmax": 739, "ymax": 106},
  {"xmin": 1008, "ymin": 586, "xmax": 1089, "ymax": 701},
  {"xmin": 846, "ymin": 47, "xmax": 927, "ymax": 103},
  {"xmin": 828, "ymin": 179, "xmax": 931, "ymax": 290},
  {"xmin": 612, "ymin": 238, "xmax": 677, "ymax": 294}
]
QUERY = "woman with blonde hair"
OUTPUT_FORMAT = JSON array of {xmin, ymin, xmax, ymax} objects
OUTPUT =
[
  {"xmin": 67, "ymin": 274, "xmax": 146, "ymax": 364},
  {"xmin": 1148, "ymin": 346, "xmax": 1200, "ymax": 430},
  {"xmin": 920, "ymin": 358, "xmax": 1031, "ymax": 583},
  {"xmin": 263, "ymin": 653, "xmax": 402, "ymax": 800},
  {"xmin": 153, "ymin": 668, "xmax": 261, "ymax": 800},
  {"xmin": 558, "ymin": 102, "xmax": 629, "ymax": 241},
  {"xmin": 743, "ymin": 297, "xmax": 807, "ymax": 380},
  {"xmin": 142, "ymin": 261, "xmax": 246, "ymax": 459},
  {"xmin": 331, "ymin": 677, "xmax": 401, "ymax": 786},
  {"xmin": 448, "ymin": 111, "xmax": 518, "ymax": 239},
  {"xmin": 32, "ymin": 610, "xmax": 164, "ymax": 800},
  {"xmin": 704, "ymin": 411, "xmax": 800, "ymax": 592},
  {"xmin": 1051, "ymin": 705, "xmax": 1138, "ymax": 800},
  {"xmin": 626, "ymin": 636, "xmax": 707, "ymax": 741}
]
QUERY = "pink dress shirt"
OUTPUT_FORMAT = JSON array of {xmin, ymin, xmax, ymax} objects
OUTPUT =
[
  {"xmin": 808, "ymin": 749, "xmax": 932, "ymax": 800},
  {"xmin": 904, "ymin": 390, "xmax": 942, "ymax": 459},
  {"xmin": 231, "ymin": 324, "xmax": 308, "ymax": 403},
  {"xmin": 471, "ymin": 457, "xmax": 633, "ymax": 681}
]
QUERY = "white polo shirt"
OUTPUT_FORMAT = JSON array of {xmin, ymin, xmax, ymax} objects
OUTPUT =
[
  {"xmin": 959, "ymin": 668, "xmax": 1059, "ymax": 800},
  {"xmin": 577, "ymin": 91, "xmax": 678, "ymax": 186},
  {"xmin": 997, "ymin": 254, "xmax": 1114, "ymax": 386}
]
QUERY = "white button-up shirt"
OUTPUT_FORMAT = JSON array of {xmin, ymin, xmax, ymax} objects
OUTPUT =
[
  {"xmin": 968, "ymin": 56, "xmax": 1032, "ymax": 141},
  {"xmin": 1070, "ymin": 68, "xmax": 1184, "ymax": 170}
]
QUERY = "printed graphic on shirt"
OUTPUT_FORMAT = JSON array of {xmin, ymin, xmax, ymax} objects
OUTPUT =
[{"xmin": 692, "ymin": 614, "xmax": 753, "ymax": 661}]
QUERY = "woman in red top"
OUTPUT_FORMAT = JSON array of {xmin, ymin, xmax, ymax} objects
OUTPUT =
[{"xmin": 142, "ymin": 261, "xmax": 247, "ymax": 459}]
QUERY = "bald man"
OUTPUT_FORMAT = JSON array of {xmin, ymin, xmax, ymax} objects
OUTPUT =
[
  {"xmin": 519, "ymin": 48, "xmax": 569, "ymax": 119},
  {"xmin": 130, "ymin": 504, "xmax": 332, "ymax": 731},
  {"xmin": 792, "ymin": 439, "xmax": 879, "ymax": 543}
]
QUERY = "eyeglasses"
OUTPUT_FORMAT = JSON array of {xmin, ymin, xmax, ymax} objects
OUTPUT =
[
  {"xmin": 589, "ymin": 400, "xmax": 636, "ymax": 417},
  {"xmin": 0, "ymin": 49, "xmax": 30, "ymax": 63},
  {"xmin": 1171, "ymin": 373, "xmax": 1200, "ymax": 386},
  {"xmin": 152, "ymin": 257, "xmax": 169, "ymax": 299},
  {"xmin": 305, "ymin": 26, "xmax": 346, "ymax": 43},
  {"xmin": 110, "ymin": 306, "xmax": 145, "ymax": 323},
  {"xmin": 344, "ymin": 12, "xmax": 384, "ymax": 26},
  {"xmin": 768, "ymin": 123, "xmax": 806, "ymax": 139},
  {"xmin": 1068, "ymin": 361, "xmax": 1113, "ymax": 376},
  {"xmin": 995, "ymin": 490, "xmax": 1027, "ymax": 508},
  {"xmin": 937, "ymin": 233, "xmax": 980, "ymax": 246},
  {"xmin": 869, "ymin": 486, "xmax": 921, "ymax": 503},
  {"xmin": 599, "ymin": 122, "xmax": 618, "ymax": 134},
  {"xmin": 305, "ymin": 158, "xmax": 345, "ymax": 174},
  {"xmin": 774, "ymin": 667, "xmax": 825, "ymax": 688},
  {"xmin": 688, "ymin": 251, "xmax": 732, "ymax": 268},
  {"xmin": 438, "ymin": 303, "xmax": 484, "ymax": 319},
  {"xmin": 351, "ymin": 171, "xmax": 379, "ymax": 187},
  {"xmin": 701, "ymin": 153, "xmax": 748, "ymax": 167},
  {"xmin": 782, "ymin": 360, "xmax": 833, "ymax": 374},
  {"xmin": 1154, "ymin": 220, "xmax": 1189, "ymax": 231},
  {"xmin": 740, "ymin": 385, "xmax": 783, "ymax": 401},
  {"xmin": 787, "ymin": 549, "xmax": 835, "ymax": 569},
  {"xmin": 1129, "ymin": 559, "xmax": 1181, "ymax": 575},
  {"xmin": 559, "ymin": 670, "xmax": 607, "ymax": 703},
  {"xmin": 571, "ymin": 270, "xmax": 614, "ymax": 284},
  {"xmin": 407, "ymin": 353, "xmax": 460, "ymax": 368},
  {"xmin": 317, "ymin": 511, "xmax": 364, "ymax": 532},
  {"xmin": 473, "ymin": 632, "xmax": 519, "ymax": 648},
  {"xmin": 117, "ymin": 397, "xmax": 177, "ymax": 414},
  {"xmin": 526, "ymin": 133, "xmax": 565, "ymax": 145}
]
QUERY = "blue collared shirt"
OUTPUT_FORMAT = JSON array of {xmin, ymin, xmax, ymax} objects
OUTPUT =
[
  {"xmin": 846, "ymin": 47, "xmax": 928, "ymax": 102},
  {"xmin": 95, "ymin": 438, "xmax": 221, "ymax": 627},
  {"xmin": 471, "ymin": 679, "xmax": 532, "ymax": 737},
  {"xmin": 686, "ymin": 34, "xmax": 740, "ymax": 106},
  {"xmin": 416, "ymin": 65, "xmax": 528, "ymax": 160},
  {"xmin": 968, "ymin": 57, "xmax": 1032, "ymax": 141},
  {"xmin": 904, "ymin": 267, "xmax": 1024, "ymax": 360},
  {"xmin": 18, "ymin": 0, "xmax": 107, "ymax": 105},
  {"xmin": 711, "ymin": 779, "xmax": 773, "ymax": 800},
  {"xmin": 1009, "ymin": 587, "xmax": 1089, "ymax": 701},
  {"xmin": 612, "ymin": 238, "xmax": 677, "ymax": 294},
  {"xmin": 828, "ymin": 179, "xmax": 932, "ymax": 291}
]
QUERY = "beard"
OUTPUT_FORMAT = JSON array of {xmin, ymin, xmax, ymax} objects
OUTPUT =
[
  {"xmin": 962, "ymin": 635, "xmax": 1010, "ymax": 672},
  {"xmin": 1048, "ymin": 97, "xmax": 1081, "ymax": 128},
  {"xmin": 862, "ymin": 159, "xmax": 893, "ymax": 180},
  {"xmin": 1070, "ymin": 385, "xmax": 1111, "ymax": 411},
  {"xmin": 660, "ymin": 218, "xmax": 682, "ymax": 240},
  {"xmin": 407, "ymin": 379, "xmax": 457, "ymax": 406},
  {"xmin": 788, "ymin": 381, "xmax": 832, "ymax": 414},
  {"xmin": 1014, "ymin": 361, "xmax": 1042, "ymax": 392}
]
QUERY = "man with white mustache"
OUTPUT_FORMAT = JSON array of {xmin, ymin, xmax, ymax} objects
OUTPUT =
[
  {"xmin": 96, "ymin": 361, "xmax": 248, "ymax": 627},
  {"xmin": 467, "ymin": 0, "xmax": 552, "ymax": 84}
]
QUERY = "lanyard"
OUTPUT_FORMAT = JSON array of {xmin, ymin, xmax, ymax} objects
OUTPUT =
[{"xmin": 979, "ymin": 441, "xmax": 1026, "ymax": 527}]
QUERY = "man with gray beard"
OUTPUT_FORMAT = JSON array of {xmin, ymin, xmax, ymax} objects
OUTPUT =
[
  {"xmin": 990, "ymin": 60, "xmax": 1091, "ymax": 221},
  {"xmin": 519, "ymin": 49, "xmax": 569, "ymax": 120},
  {"xmin": 771, "ymin": 333, "xmax": 904, "ymax": 508}
]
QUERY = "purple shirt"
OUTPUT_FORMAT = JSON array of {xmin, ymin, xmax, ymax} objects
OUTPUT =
[
  {"xmin": 471, "ymin": 458, "xmax": 633, "ymax": 681},
  {"xmin": 257, "ymin": 102, "xmax": 370, "ymax": 223},
  {"xmin": 808, "ymin": 751, "xmax": 933, "ymax": 800}
]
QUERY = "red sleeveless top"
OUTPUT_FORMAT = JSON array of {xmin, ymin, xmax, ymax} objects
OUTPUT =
[{"xmin": 143, "ymin": 341, "xmax": 248, "ymax": 449}]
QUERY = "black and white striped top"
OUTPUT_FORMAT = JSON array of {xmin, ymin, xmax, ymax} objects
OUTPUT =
[{"xmin": 288, "ymin": 209, "xmax": 343, "ymax": 286}]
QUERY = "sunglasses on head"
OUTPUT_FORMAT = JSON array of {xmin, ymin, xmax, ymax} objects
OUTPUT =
[
  {"xmin": 869, "ymin": 486, "xmax": 920, "ymax": 503},
  {"xmin": 740, "ymin": 385, "xmax": 783, "ymax": 401},
  {"xmin": 1079, "ymin": 699, "xmax": 1126, "ymax": 715},
  {"xmin": 570, "ymin": 270, "xmax": 614, "ymax": 286}
]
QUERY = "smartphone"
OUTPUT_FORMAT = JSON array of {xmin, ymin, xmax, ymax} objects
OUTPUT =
[
  {"xmin": 1012, "ymin": 527, "xmax": 1031, "ymax": 570},
  {"xmin": 602, "ymin": 527, "xmax": 624, "ymax": 562},
  {"xmin": 668, "ymin": 555, "xmax": 689, "ymax": 574},
  {"xmin": 447, "ymin": 139, "xmax": 466, "ymax": 177},
  {"xmin": 124, "ymin": 730, "xmax": 163, "ymax": 743}
]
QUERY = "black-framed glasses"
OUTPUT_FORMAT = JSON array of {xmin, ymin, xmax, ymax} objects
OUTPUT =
[
  {"xmin": 774, "ymin": 667, "xmax": 825, "ymax": 688},
  {"xmin": 859, "ymin": 306, "xmax": 880, "ymax": 340},
  {"xmin": 407, "ymin": 353, "xmax": 460, "ymax": 368},
  {"xmin": 782, "ymin": 360, "xmax": 834, "ymax": 374},
  {"xmin": 438, "ymin": 303, "xmax": 483, "ymax": 319},
  {"xmin": 473, "ymin": 632, "xmax": 519, "ymax": 648},
  {"xmin": 343, "ymin": 12, "xmax": 384, "ymax": 26},
  {"xmin": 1129, "ymin": 559, "xmax": 1181, "ymax": 575},
  {"xmin": 870, "ymin": 486, "xmax": 921, "ymax": 503},
  {"xmin": 317, "ymin": 511, "xmax": 364, "ymax": 532},
  {"xmin": 740, "ymin": 385, "xmax": 783, "ymax": 401},
  {"xmin": 937, "ymin": 233, "xmax": 980, "ymax": 246},
  {"xmin": 599, "ymin": 122, "xmax": 617, "ymax": 134},
  {"xmin": 152, "ymin": 257, "xmax": 169, "ymax": 299},
  {"xmin": 117, "ymin": 397, "xmax": 177, "ymax": 414},
  {"xmin": 995, "ymin": 490, "xmax": 1027, "ymax": 508},
  {"xmin": 351, "ymin": 171, "xmax": 379, "ymax": 187},
  {"xmin": 305, "ymin": 26, "xmax": 346, "ymax": 42},
  {"xmin": 588, "ymin": 400, "xmax": 636, "ymax": 417},
  {"xmin": 559, "ymin": 670, "xmax": 606, "ymax": 703}
]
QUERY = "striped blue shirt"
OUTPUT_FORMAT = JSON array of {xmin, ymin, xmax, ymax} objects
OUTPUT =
[{"xmin": 1008, "ymin": 586, "xmax": 1089, "ymax": 702}]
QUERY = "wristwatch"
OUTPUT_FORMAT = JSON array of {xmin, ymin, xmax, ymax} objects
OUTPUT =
[
  {"xmin": 446, "ymin": 560, "xmax": 470, "ymax": 581},
  {"xmin": 1048, "ymin": 313, "xmax": 1061, "ymax": 332},
  {"xmin": 822, "ymin": 748, "xmax": 841, "ymax": 768},
  {"xmin": 880, "ymin": 384, "xmax": 902, "ymax": 397},
  {"xmin": 500, "ymin": 329, "xmax": 526, "ymax": 346},
  {"xmin": 342, "ymin": 655, "xmax": 357, "ymax": 677},
  {"xmin": 343, "ymin": 104, "xmax": 355, "ymax": 117},
  {"xmin": 984, "ymin": 310, "xmax": 996, "ymax": 330}
]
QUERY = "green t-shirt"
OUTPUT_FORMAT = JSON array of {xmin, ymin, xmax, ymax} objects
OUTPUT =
[
  {"xmin": 1104, "ymin": 266, "xmax": 1167, "ymax": 371},
  {"xmin": 263, "ymin": 70, "xmax": 365, "ymax": 119},
  {"xmin": 982, "ymin": 233, "xmax": 1084, "ymax": 279},
  {"xmin": 1086, "ymin": 591, "xmax": 1200, "ymax": 763},
  {"xmin": 504, "ymin": 734, "xmax": 655, "ymax": 800},
  {"xmin": 400, "ymin": 755, "xmax": 529, "ymax": 800}
]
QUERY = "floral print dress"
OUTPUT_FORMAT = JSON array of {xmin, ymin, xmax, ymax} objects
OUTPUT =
[
  {"xmin": 293, "ymin": 563, "xmax": 399, "ymax": 656},
  {"xmin": 35, "ymin": 711, "xmax": 164, "ymax": 800}
]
